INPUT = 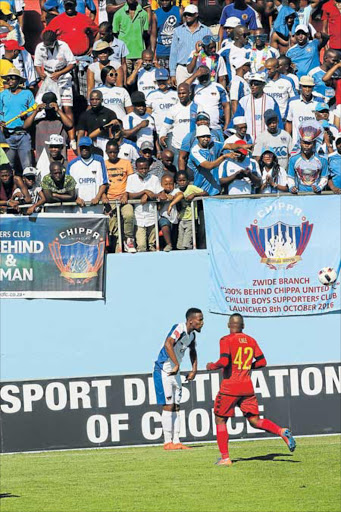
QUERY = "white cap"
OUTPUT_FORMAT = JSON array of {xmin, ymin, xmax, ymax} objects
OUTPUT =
[
  {"xmin": 295, "ymin": 24, "xmax": 309, "ymax": 34},
  {"xmin": 224, "ymin": 16, "xmax": 240, "ymax": 28},
  {"xmin": 183, "ymin": 4, "xmax": 198, "ymax": 14},
  {"xmin": 248, "ymin": 72, "xmax": 267, "ymax": 83},
  {"xmin": 233, "ymin": 116, "xmax": 247, "ymax": 126},
  {"xmin": 23, "ymin": 167, "xmax": 39, "ymax": 177},
  {"xmin": 232, "ymin": 56, "xmax": 251, "ymax": 69},
  {"xmin": 196, "ymin": 125, "xmax": 211, "ymax": 138},
  {"xmin": 45, "ymin": 134, "xmax": 65, "ymax": 145}
]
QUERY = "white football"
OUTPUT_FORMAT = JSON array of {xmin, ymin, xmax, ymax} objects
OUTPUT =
[{"xmin": 318, "ymin": 267, "xmax": 337, "ymax": 286}]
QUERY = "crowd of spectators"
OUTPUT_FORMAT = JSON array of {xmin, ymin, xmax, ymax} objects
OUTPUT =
[{"xmin": 0, "ymin": 0, "xmax": 340, "ymax": 252}]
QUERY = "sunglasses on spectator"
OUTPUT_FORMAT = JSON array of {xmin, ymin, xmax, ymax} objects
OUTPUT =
[
  {"xmin": 184, "ymin": 12, "xmax": 195, "ymax": 17},
  {"xmin": 108, "ymin": 72, "xmax": 118, "ymax": 77},
  {"xmin": 202, "ymin": 35, "xmax": 219, "ymax": 46}
]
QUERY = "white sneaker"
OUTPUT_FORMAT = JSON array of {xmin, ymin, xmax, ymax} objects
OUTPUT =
[
  {"xmin": 164, "ymin": 244, "xmax": 172, "ymax": 252},
  {"xmin": 70, "ymin": 139, "xmax": 77, "ymax": 151},
  {"xmin": 124, "ymin": 237, "xmax": 136, "ymax": 253}
]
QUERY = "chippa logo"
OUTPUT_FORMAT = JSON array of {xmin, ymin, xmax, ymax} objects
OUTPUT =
[
  {"xmin": 49, "ymin": 227, "xmax": 105, "ymax": 284},
  {"xmin": 246, "ymin": 202, "xmax": 313, "ymax": 270}
]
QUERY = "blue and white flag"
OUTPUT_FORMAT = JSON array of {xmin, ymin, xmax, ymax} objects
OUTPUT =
[{"xmin": 204, "ymin": 195, "xmax": 341, "ymax": 317}]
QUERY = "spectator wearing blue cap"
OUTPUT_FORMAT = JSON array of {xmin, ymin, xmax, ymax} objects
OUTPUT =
[
  {"xmin": 328, "ymin": 134, "xmax": 341, "ymax": 194},
  {"xmin": 146, "ymin": 68, "xmax": 178, "ymax": 138},
  {"xmin": 313, "ymin": 103, "xmax": 339, "ymax": 156},
  {"xmin": 66, "ymin": 136, "xmax": 109, "ymax": 206},
  {"xmin": 186, "ymin": 35, "xmax": 227, "ymax": 88},
  {"xmin": 253, "ymin": 109, "xmax": 292, "ymax": 171}
]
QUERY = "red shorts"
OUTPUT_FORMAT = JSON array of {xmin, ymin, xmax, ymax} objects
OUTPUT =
[{"xmin": 214, "ymin": 392, "xmax": 259, "ymax": 418}]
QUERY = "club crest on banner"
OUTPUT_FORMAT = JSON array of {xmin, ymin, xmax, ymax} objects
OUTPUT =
[
  {"xmin": 246, "ymin": 220, "xmax": 313, "ymax": 270},
  {"xmin": 49, "ymin": 227, "xmax": 105, "ymax": 284}
]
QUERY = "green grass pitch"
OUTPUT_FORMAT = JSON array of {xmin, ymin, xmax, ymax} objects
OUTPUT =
[{"xmin": 0, "ymin": 435, "xmax": 340, "ymax": 512}]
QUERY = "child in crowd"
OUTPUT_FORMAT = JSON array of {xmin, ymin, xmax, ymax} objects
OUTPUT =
[
  {"xmin": 13, "ymin": 167, "xmax": 45, "ymax": 214},
  {"xmin": 158, "ymin": 174, "xmax": 183, "ymax": 252},
  {"xmin": 176, "ymin": 171, "xmax": 207, "ymax": 250}
]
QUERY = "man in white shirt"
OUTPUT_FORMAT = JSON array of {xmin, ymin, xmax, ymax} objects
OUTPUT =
[
  {"xmin": 186, "ymin": 35, "xmax": 227, "ymax": 88},
  {"xmin": 159, "ymin": 83, "xmax": 198, "ymax": 167},
  {"xmin": 146, "ymin": 68, "xmax": 178, "ymax": 135},
  {"xmin": 187, "ymin": 65, "xmax": 230, "ymax": 134},
  {"xmin": 229, "ymin": 56, "xmax": 251, "ymax": 116},
  {"xmin": 66, "ymin": 136, "xmax": 108, "ymax": 206},
  {"xmin": 248, "ymin": 29, "xmax": 279, "ymax": 74},
  {"xmin": 34, "ymin": 30, "xmax": 76, "ymax": 147},
  {"xmin": 126, "ymin": 157, "xmax": 163, "ymax": 252},
  {"xmin": 285, "ymin": 75, "xmax": 322, "ymax": 146},
  {"xmin": 219, "ymin": 25, "xmax": 251, "ymax": 83},
  {"xmin": 225, "ymin": 116, "xmax": 253, "ymax": 145},
  {"xmin": 127, "ymin": 49, "xmax": 157, "ymax": 96},
  {"xmin": 264, "ymin": 58, "xmax": 296, "ymax": 120},
  {"xmin": 219, "ymin": 140, "xmax": 261, "ymax": 195},
  {"xmin": 253, "ymin": 109, "xmax": 293, "ymax": 171},
  {"xmin": 123, "ymin": 91, "xmax": 159, "ymax": 151}
]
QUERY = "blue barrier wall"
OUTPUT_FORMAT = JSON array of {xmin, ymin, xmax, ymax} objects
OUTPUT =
[{"xmin": 1, "ymin": 250, "xmax": 340, "ymax": 381}]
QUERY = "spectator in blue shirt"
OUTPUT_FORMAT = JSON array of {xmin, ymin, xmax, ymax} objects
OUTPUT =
[
  {"xmin": 219, "ymin": 0, "xmax": 258, "ymax": 43},
  {"xmin": 188, "ymin": 124, "xmax": 231, "ymax": 195},
  {"xmin": 328, "ymin": 133, "xmax": 341, "ymax": 194},
  {"xmin": 288, "ymin": 121, "xmax": 328, "ymax": 194},
  {"xmin": 0, "ymin": 67, "xmax": 35, "ymax": 172},
  {"xmin": 169, "ymin": 4, "xmax": 212, "ymax": 87},
  {"xmin": 308, "ymin": 49, "xmax": 340, "ymax": 103},
  {"xmin": 286, "ymin": 24, "xmax": 329, "ymax": 79},
  {"xmin": 150, "ymin": 0, "xmax": 181, "ymax": 70}
]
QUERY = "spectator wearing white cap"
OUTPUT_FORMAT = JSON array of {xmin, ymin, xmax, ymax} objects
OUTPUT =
[
  {"xmin": 225, "ymin": 116, "xmax": 253, "ymax": 145},
  {"xmin": 169, "ymin": 4, "xmax": 212, "ymax": 87},
  {"xmin": 36, "ymin": 134, "xmax": 66, "ymax": 181},
  {"xmin": 229, "ymin": 56, "xmax": 251, "ymax": 116},
  {"xmin": 233, "ymin": 72, "xmax": 282, "ymax": 142},
  {"xmin": 219, "ymin": 16, "xmax": 240, "ymax": 50},
  {"xmin": 219, "ymin": 25, "xmax": 251, "ymax": 83},
  {"xmin": 188, "ymin": 124, "xmax": 231, "ymax": 196},
  {"xmin": 286, "ymin": 24, "xmax": 329, "ymax": 79},
  {"xmin": 178, "ymin": 110, "xmax": 223, "ymax": 179},
  {"xmin": 285, "ymin": 75, "xmax": 323, "ymax": 146},
  {"xmin": 19, "ymin": 167, "xmax": 46, "ymax": 215},
  {"xmin": 264, "ymin": 58, "xmax": 296, "ymax": 120},
  {"xmin": 253, "ymin": 109, "xmax": 292, "ymax": 170}
]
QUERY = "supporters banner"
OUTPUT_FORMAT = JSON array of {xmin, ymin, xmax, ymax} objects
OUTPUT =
[
  {"xmin": 0, "ymin": 214, "xmax": 108, "ymax": 299},
  {"xmin": 0, "ymin": 363, "xmax": 340, "ymax": 453},
  {"xmin": 204, "ymin": 195, "xmax": 341, "ymax": 317}
]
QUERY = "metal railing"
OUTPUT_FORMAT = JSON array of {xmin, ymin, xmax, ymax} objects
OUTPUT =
[{"xmin": 4, "ymin": 190, "xmax": 337, "ymax": 253}]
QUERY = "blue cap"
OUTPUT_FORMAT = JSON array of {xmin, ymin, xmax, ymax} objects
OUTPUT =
[
  {"xmin": 78, "ymin": 136, "xmax": 93, "ymax": 147},
  {"xmin": 155, "ymin": 68, "xmax": 169, "ymax": 81},
  {"xmin": 314, "ymin": 102, "xmax": 329, "ymax": 112}
]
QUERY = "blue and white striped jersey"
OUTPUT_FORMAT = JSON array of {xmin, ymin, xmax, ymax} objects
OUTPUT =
[{"xmin": 154, "ymin": 323, "xmax": 196, "ymax": 373}]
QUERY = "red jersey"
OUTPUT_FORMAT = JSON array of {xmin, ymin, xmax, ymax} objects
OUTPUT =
[
  {"xmin": 322, "ymin": 1, "xmax": 341, "ymax": 50},
  {"xmin": 208, "ymin": 332, "xmax": 266, "ymax": 396},
  {"xmin": 45, "ymin": 13, "xmax": 98, "ymax": 56}
]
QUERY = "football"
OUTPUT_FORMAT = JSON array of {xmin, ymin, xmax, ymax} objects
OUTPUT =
[{"xmin": 318, "ymin": 267, "xmax": 338, "ymax": 286}]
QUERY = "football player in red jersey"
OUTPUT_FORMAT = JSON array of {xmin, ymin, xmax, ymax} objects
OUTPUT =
[{"xmin": 206, "ymin": 313, "xmax": 296, "ymax": 466}]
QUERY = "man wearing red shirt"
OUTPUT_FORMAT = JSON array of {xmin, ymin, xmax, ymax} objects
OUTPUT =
[
  {"xmin": 322, "ymin": 0, "xmax": 341, "ymax": 51},
  {"xmin": 45, "ymin": 0, "xmax": 98, "ymax": 97},
  {"xmin": 206, "ymin": 314, "xmax": 296, "ymax": 466}
]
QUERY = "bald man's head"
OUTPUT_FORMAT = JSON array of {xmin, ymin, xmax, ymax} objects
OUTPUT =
[{"xmin": 265, "ymin": 58, "xmax": 279, "ymax": 79}]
